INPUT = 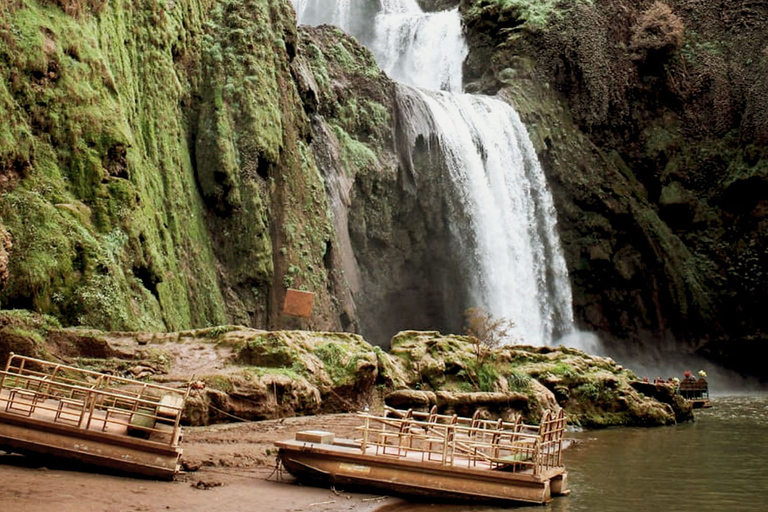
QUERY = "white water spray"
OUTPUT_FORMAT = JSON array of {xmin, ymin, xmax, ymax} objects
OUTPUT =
[
  {"xmin": 373, "ymin": 2, "xmax": 466, "ymax": 92},
  {"xmin": 292, "ymin": 0, "xmax": 575, "ymax": 345}
]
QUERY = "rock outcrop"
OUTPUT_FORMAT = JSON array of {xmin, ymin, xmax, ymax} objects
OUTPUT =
[{"xmin": 0, "ymin": 312, "xmax": 689, "ymax": 427}]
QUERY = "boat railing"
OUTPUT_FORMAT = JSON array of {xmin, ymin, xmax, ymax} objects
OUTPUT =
[
  {"xmin": 678, "ymin": 377, "xmax": 709, "ymax": 400},
  {"xmin": 0, "ymin": 353, "xmax": 188, "ymax": 448},
  {"xmin": 356, "ymin": 406, "xmax": 565, "ymax": 476}
]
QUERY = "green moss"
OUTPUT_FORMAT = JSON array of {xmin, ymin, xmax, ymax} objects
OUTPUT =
[
  {"xmin": 0, "ymin": 309, "xmax": 61, "ymax": 330},
  {"xmin": 547, "ymin": 361, "xmax": 577, "ymax": 378},
  {"xmin": 200, "ymin": 325, "xmax": 240, "ymax": 339},
  {"xmin": 202, "ymin": 374, "xmax": 235, "ymax": 393},
  {"xmin": 463, "ymin": 0, "xmax": 593, "ymax": 32},
  {"xmin": 315, "ymin": 341, "xmax": 348, "ymax": 384},
  {"xmin": 0, "ymin": 310, "xmax": 54, "ymax": 363},
  {"xmin": 473, "ymin": 361, "xmax": 500, "ymax": 392},
  {"xmin": 252, "ymin": 365, "xmax": 303, "ymax": 381},
  {"xmin": 0, "ymin": 0, "xmax": 231, "ymax": 330},
  {"xmin": 331, "ymin": 123, "xmax": 377, "ymax": 176},
  {"xmin": 236, "ymin": 333, "xmax": 298, "ymax": 368}
]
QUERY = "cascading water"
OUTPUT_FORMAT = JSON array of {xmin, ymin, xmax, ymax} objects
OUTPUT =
[
  {"xmin": 293, "ymin": 0, "xmax": 466, "ymax": 92},
  {"xmin": 371, "ymin": 2, "xmax": 466, "ymax": 92},
  {"xmin": 292, "ymin": 0, "xmax": 574, "ymax": 345}
]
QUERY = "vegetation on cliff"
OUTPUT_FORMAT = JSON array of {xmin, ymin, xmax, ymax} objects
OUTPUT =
[
  {"xmin": 459, "ymin": 0, "xmax": 768, "ymax": 376},
  {"xmin": 1, "ymin": 0, "xmax": 765, "ymax": 380},
  {"xmin": 0, "ymin": 0, "xmax": 353, "ymax": 335},
  {"xmin": 0, "ymin": 0, "xmax": 230, "ymax": 330}
]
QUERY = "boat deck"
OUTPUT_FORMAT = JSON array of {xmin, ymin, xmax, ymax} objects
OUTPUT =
[
  {"xmin": 0, "ymin": 353, "xmax": 188, "ymax": 478},
  {"xmin": 277, "ymin": 406, "xmax": 569, "ymax": 504},
  {"xmin": 0, "ymin": 388, "xmax": 177, "ymax": 442}
]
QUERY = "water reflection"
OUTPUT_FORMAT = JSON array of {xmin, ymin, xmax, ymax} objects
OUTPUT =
[{"xmin": 373, "ymin": 396, "xmax": 768, "ymax": 512}]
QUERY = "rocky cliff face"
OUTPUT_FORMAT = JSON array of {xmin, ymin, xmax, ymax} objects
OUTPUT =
[
  {"xmin": 1, "ymin": 0, "xmax": 766, "ymax": 378},
  {"xmin": 0, "ymin": 0, "xmax": 355, "ymax": 333},
  {"xmin": 295, "ymin": 25, "xmax": 478, "ymax": 345},
  {"xmin": 459, "ymin": 0, "xmax": 768, "ymax": 376}
]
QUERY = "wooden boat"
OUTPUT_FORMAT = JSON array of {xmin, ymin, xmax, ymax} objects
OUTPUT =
[
  {"xmin": 678, "ymin": 375, "xmax": 712, "ymax": 409},
  {"xmin": 0, "ymin": 353, "xmax": 189, "ymax": 479},
  {"xmin": 276, "ymin": 406, "xmax": 569, "ymax": 505}
]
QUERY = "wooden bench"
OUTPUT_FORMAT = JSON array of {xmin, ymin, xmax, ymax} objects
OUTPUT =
[
  {"xmin": 54, "ymin": 397, "xmax": 86, "ymax": 425},
  {"xmin": 5, "ymin": 388, "xmax": 38, "ymax": 416}
]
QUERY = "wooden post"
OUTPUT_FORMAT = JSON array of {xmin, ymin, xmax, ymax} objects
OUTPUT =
[{"xmin": 359, "ymin": 414, "xmax": 369, "ymax": 454}]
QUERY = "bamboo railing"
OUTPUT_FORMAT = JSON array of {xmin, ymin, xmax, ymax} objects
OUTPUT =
[
  {"xmin": 356, "ymin": 406, "xmax": 566, "ymax": 476},
  {"xmin": 0, "ymin": 353, "xmax": 188, "ymax": 448}
]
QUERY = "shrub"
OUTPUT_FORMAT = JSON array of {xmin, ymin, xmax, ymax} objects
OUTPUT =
[
  {"xmin": 464, "ymin": 307, "xmax": 516, "ymax": 362},
  {"xmin": 630, "ymin": 2, "xmax": 685, "ymax": 62},
  {"xmin": 505, "ymin": 371, "xmax": 531, "ymax": 392}
]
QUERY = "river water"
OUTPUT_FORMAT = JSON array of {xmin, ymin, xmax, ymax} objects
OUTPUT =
[{"xmin": 373, "ymin": 395, "xmax": 768, "ymax": 511}]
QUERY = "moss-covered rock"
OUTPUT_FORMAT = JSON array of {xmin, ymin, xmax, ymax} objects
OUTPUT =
[
  {"xmin": 0, "ymin": 316, "xmax": 693, "ymax": 427},
  {"xmin": 0, "ymin": 0, "xmax": 353, "ymax": 337},
  {"xmin": 379, "ymin": 330, "xmax": 683, "ymax": 426},
  {"xmin": 0, "ymin": 309, "xmax": 59, "ymax": 362}
]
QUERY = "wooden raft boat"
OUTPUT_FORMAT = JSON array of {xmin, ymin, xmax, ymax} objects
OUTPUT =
[
  {"xmin": 0, "ymin": 353, "xmax": 189, "ymax": 479},
  {"xmin": 679, "ymin": 374, "xmax": 712, "ymax": 409},
  {"xmin": 276, "ymin": 406, "xmax": 569, "ymax": 505}
]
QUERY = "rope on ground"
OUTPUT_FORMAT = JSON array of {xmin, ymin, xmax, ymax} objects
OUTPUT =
[
  {"xmin": 191, "ymin": 388, "xmax": 253, "ymax": 423},
  {"xmin": 265, "ymin": 453, "xmax": 284, "ymax": 482},
  {"xmin": 192, "ymin": 386, "xmax": 364, "ymax": 424},
  {"xmin": 187, "ymin": 466, "xmax": 275, "ymax": 481},
  {"xmin": 326, "ymin": 388, "xmax": 366, "ymax": 412}
]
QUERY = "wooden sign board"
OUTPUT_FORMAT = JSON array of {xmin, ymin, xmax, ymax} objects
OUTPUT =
[{"xmin": 283, "ymin": 289, "xmax": 314, "ymax": 318}]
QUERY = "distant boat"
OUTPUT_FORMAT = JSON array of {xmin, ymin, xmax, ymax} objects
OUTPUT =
[
  {"xmin": 0, "ymin": 353, "xmax": 189, "ymax": 479},
  {"xmin": 276, "ymin": 406, "xmax": 569, "ymax": 505},
  {"xmin": 679, "ymin": 372, "xmax": 712, "ymax": 409}
]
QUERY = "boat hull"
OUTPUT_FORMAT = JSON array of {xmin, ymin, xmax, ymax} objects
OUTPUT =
[
  {"xmin": 0, "ymin": 410, "xmax": 181, "ymax": 479},
  {"xmin": 277, "ymin": 440, "xmax": 567, "ymax": 505}
]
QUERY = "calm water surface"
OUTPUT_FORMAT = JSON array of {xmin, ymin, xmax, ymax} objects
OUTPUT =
[{"xmin": 374, "ymin": 395, "xmax": 768, "ymax": 512}]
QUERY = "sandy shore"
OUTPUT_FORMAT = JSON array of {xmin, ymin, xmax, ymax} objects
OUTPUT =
[{"xmin": 0, "ymin": 414, "xmax": 407, "ymax": 512}]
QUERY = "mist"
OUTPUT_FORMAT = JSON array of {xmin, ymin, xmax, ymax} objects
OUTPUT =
[{"xmin": 554, "ymin": 330, "xmax": 766, "ymax": 395}]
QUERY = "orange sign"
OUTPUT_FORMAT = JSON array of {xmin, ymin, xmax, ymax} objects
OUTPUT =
[{"xmin": 283, "ymin": 289, "xmax": 314, "ymax": 318}]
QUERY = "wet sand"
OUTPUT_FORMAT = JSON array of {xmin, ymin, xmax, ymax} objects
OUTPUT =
[{"xmin": 0, "ymin": 414, "xmax": 405, "ymax": 512}]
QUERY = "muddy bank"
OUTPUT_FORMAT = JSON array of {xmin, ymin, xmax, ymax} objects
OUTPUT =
[{"xmin": 0, "ymin": 414, "xmax": 402, "ymax": 512}]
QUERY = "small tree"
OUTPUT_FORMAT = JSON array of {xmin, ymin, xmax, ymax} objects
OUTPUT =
[{"xmin": 463, "ymin": 307, "xmax": 516, "ymax": 362}]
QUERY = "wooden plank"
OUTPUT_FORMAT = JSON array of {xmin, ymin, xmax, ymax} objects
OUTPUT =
[{"xmin": 0, "ymin": 420, "xmax": 180, "ymax": 479}]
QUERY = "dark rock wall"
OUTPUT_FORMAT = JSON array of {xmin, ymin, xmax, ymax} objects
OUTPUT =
[
  {"xmin": 460, "ymin": 0, "xmax": 768, "ymax": 376},
  {"xmin": 295, "ymin": 27, "xmax": 471, "ymax": 345}
]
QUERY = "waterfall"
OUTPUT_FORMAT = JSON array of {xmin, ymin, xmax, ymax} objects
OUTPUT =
[
  {"xmin": 291, "ymin": 0, "xmax": 353, "ymax": 30},
  {"xmin": 292, "ymin": 0, "xmax": 574, "ymax": 345},
  {"xmin": 292, "ymin": 0, "xmax": 466, "ymax": 92},
  {"xmin": 372, "ymin": 2, "xmax": 466, "ymax": 92}
]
